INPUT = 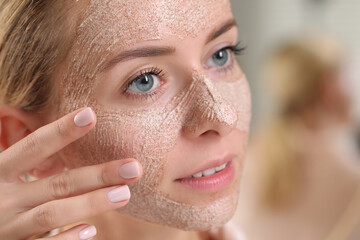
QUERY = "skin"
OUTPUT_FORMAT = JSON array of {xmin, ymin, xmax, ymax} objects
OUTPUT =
[
  {"xmin": 56, "ymin": 0, "xmax": 250, "ymax": 233},
  {"xmin": 0, "ymin": 0, "xmax": 251, "ymax": 239},
  {"xmin": 0, "ymin": 108, "xmax": 143, "ymax": 239}
]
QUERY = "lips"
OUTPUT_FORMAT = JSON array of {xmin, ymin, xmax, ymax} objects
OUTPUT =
[
  {"xmin": 176, "ymin": 153, "xmax": 236, "ymax": 180},
  {"xmin": 174, "ymin": 153, "xmax": 237, "ymax": 192},
  {"xmin": 186, "ymin": 161, "xmax": 229, "ymax": 178}
]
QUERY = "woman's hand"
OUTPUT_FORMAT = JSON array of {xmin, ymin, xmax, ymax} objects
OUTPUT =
[{"xmin": 0, "ymin": 107, "xmax": 143, "ymax": 240}]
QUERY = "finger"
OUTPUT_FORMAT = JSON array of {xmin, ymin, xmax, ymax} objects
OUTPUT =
[
  {"xmin": 0, "ymin": 107, "xmax": 96, "ymax": 181},
  {"xmin": 13, "ymin": 185, "xmax": 130, "ymax": 239},
  {"xmin": 18, "ymin": 159, "xmax": 142, "ymax": 207},
  {"xmin": 38, "ymin": 224, "xmax": 97, "ymax": 240}
]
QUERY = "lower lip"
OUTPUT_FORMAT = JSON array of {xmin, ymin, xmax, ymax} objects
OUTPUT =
[{"xmin": 175, "ymin": 161, "xmax": 235, "ymax": 192}]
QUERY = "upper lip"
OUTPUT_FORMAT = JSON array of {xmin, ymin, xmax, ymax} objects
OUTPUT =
[{"xmin": 176, "ymin": 152, "xmax": 236, "ymax": 180}]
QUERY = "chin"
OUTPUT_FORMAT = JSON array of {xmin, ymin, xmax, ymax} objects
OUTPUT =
[{"xmin": 118, "ymin": 179, "xmax": 240, "ymax": 231}]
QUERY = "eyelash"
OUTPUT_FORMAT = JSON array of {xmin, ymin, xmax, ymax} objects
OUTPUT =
[
  {"xmin": 123, "ymin": 42, "xmax": 245, "ymax": 101},
  {"xmin": 226, "ymin": 42, "xmax": 246, "ymax": 56},
  {"xmin": 123, "ymin": 67, "xmax": 166, "ymax": 102},
  {"xmin": 212, "ymin": 42, "xmax": 246, "ymax": 74}
]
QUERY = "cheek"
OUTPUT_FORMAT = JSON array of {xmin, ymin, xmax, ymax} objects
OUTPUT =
[
  {"xmin": 60, "ymin": 105, "xmax": 183, "ymax": 188},
  {"xmin": 60, "ymin": 74, "xmax": 251, "ymax": 186}
]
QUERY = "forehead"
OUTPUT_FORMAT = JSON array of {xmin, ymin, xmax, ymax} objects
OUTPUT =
[{"xmin": 77, "ymin": 0, "xmax": 232, "ymax": 49}]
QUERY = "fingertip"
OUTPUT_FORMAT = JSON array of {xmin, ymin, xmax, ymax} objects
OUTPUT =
[
  {"xmin": 118, "ymin": 160, "xmax": 142, "ymax": 179},
  {"xmin": 107, "ymin": 185, "xmax": 131, "ymax": 203},
  {"xmin": 79, "ymin": 225, "xmax": 97, "ymax": 240},
  {"xmin": 74, "ymin": 107, "xmax": 96, "ymax": 128}
]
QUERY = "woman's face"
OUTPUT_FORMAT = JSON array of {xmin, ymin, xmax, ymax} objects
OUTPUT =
[{"xmin": 54, "ymin": 0, "xmax": 251, "ymax": 230}]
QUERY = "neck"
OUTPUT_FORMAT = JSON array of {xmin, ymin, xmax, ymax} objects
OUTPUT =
[{"xmin": 84, "ymin": 210, "xmax": 202, "ymax": 240}]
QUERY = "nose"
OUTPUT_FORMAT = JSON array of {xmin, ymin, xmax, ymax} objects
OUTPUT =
[{"xmin": 183, "ymin": 74, "xmax": 239, "ymax": 138}]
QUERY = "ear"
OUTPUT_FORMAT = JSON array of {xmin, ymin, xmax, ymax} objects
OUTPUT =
[
  {"xmin": 0, "ymin": 105, "xmax": 65, "ymax": 178},
  {"xmin": 0, "ymin": 105, "xmax": 35, "ymax": 150}
]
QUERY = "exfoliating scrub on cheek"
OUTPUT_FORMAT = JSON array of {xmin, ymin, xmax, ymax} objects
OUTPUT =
[
  {"xmin": 58, "ymin": 0, "xmax": 250, "ymax": 231},
  {"xmin": 61, "ymin": 72, "xmax": 250, "ymax": 230}
]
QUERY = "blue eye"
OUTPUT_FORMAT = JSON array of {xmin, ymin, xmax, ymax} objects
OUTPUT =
[
  {"xmin": 206, "ymin": 49, "xmax": 231, "ymax": 67},
  {"xmin": 127, "ymin": 74, "xmax": 160, "ymax": 93}
]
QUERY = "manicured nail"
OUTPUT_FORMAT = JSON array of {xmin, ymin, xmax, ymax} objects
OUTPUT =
[
  {"xmin": 74, "ymin": 108, "xmax": 94, "ymax": 127},
  {"xmin": 79, "ymin": 225, "xmax": 97, "ymax": 240},
  {"xmin": 118, "ymin": 161, "xmax": 141, "ymax": 179},
  {"xmin": 107, "ymin": 185, "xmax": 130, "ymax": 203}
]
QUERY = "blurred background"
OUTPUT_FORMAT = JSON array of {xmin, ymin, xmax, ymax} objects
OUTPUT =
[
  {"xmin": 231, "ymin": 0, "xmax": 360, "ymax": 127},
  {"xmin": 230, "ymin": 1, "xmax": 360, "ymax": 239}
]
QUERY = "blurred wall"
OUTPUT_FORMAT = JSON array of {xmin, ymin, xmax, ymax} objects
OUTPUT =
[{"xmin": 230, "ymin": 0, "xmax": 360, "ymax": 132}]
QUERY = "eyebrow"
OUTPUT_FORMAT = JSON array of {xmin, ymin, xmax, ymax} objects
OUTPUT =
[
  {"xmin": 102, "ymin": 46, "xmax": 176, "ymax": 71},
  {"xmin": 102, "ymin": 18, "xmax": 237, "ymax": 71},
  {"xmin": 205, "ymin": 18, "xmax": 238, "ymax": 44}
]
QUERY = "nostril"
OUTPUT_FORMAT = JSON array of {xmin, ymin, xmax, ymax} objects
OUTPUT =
[{"xmin": 200, "ymin": 129, "xmax": 220, "ymax": 137}]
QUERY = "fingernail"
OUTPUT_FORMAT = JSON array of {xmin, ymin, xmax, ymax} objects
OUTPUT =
[
  {"xmin": 118, "ymin": 161, "xmax": 141, "ymax": 179},
  {"xmin": 107, "ymin": 185, "xmax": 130, "ymax": 203},
  {"xmin": 79, "ymin": 225, "xmax": 97, "ymax": 240},
  {"xmin": 74, "ymin": 107, "xmax": 95, "ymax": 127}
]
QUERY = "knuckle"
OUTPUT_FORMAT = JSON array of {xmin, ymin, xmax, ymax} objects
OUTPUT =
[
  {"xmin": 87, "ymin": 194, "xmax": 105, "ymax": 216},
  {"xmin": 33, "ymin": 206, "xmax": 56, "ymax": 230},
  {"xmin": 48, "ymin": 172, "xmax": 73, "ymax": 199},
  {"xmin": 87, "ymin": 198, "xmax": 98, "ymax": 216},
  {"xmin": 97, "ymin": 164, "xmax": 110, "ymax": 185},
  {"xmin": 55, "ymin": 119, "xmax": 72, "ymax": 140},
  {"xmin": 21, "ymin": 135, "xmax": 40, "ymax": 157}
]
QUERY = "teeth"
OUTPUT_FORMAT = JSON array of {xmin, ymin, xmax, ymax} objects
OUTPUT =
[
  {"xmin": 192, "ymin": 172, "xmax": 203, "ymax": 178},
  {"xmin": 191, "ymin": 162, "xmax": 228, "ymax": 178},
  {"xmin": 215, "ymin": 163, "xmax": 226, "ymax": 172},
  {"xmin": 203, "ymin": 168, "xmax": 216, "ymax": 176}
]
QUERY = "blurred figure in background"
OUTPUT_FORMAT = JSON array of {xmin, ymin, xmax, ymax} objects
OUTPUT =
[{"xmin": 236, "ymin": 34, "xmax": 360, "ymax": 240}]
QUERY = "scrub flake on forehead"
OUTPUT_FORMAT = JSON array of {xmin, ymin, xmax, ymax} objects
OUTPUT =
[
  {"xmin": 67, "ymin": 0, "xmax": 231, "ymax": 81},
  {"xmin": 80, "ymin": 0, "xmax": 230, "ymax": 43}
]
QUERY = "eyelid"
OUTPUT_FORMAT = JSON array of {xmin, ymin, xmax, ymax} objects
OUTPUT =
[
  {"xmin": 203, "ymin": 45, "xmax": 233, "ymax": 70},
  {"xmin": 120, "ymin": 66, "xmax": 169, "ymax": 103},
  {"xmin": 205, "ymin": 43, "xmax": 234, "ymax": 60},
  {"xmin": 204, "ymin": 42, "xmax": 237, "ymax": 65},
  {"xmin": 122, "ymin": 67, "xmax": 164, "ymax": 93}
]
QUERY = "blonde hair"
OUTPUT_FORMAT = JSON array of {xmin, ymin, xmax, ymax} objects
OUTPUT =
[
  {"xmin": 266, "ymin": 34, "xmax": 344, "ymax": 113},
  {"xmin": 259, "ymin": 34, "xmax": 344, "ymax": 208},
  {"xmin": 0, "ymin": 1, "xmax": 81, "ymax": 112}
]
